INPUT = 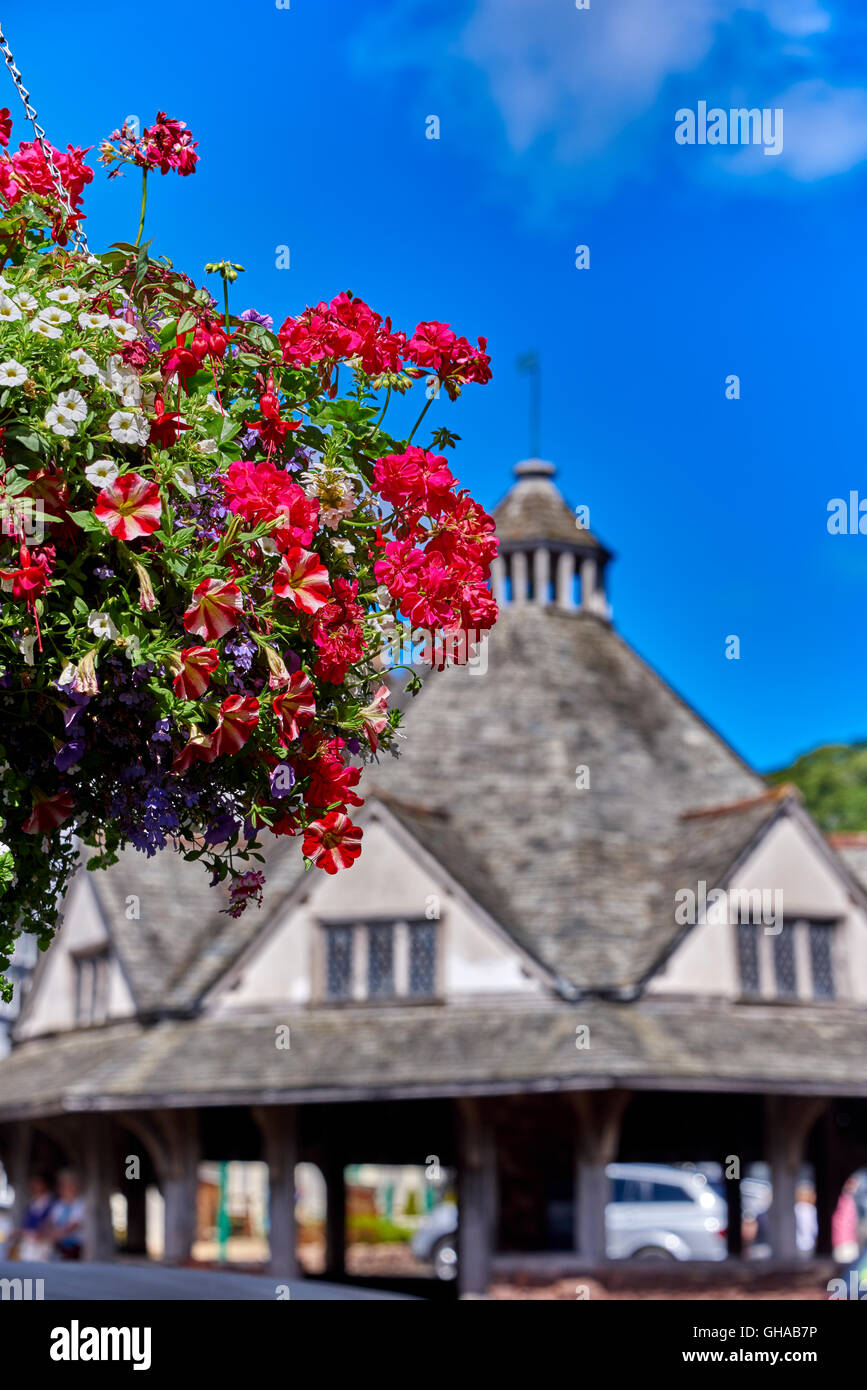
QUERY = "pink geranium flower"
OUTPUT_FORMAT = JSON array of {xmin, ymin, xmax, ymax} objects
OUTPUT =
[
  {"xmin": 183, "ymin": 578, "xmax": 243, "ymax": 641},
  {"xmin": 94, "ymin": 472, "xmax": 162, "ymax": 540},
  {"xmin": 272, "ymin": 546, "xmax": 332, "ymax": 615}
]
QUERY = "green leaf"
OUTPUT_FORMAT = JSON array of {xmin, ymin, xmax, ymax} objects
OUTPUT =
[{"xmin": 176, "ymin": 310, "xmax": 197, "ymax": 335}]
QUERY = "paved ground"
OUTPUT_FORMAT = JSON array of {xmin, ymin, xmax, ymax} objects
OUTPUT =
[{"xmin": 0, "ymin": 1260, "xmax": 416, "ymax": 1300}]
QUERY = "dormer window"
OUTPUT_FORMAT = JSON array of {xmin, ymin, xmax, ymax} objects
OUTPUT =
[
  {"xmin": 73, "ymin": 948, "xmax": 110, "ymax": 1026},
  {"xmin": 736, "ymin": 919, "xmax": 837, "ymax": 1001},
  {"xmin": 321, "ymin": 920, "xmax": 439, "ymax": 1003}
]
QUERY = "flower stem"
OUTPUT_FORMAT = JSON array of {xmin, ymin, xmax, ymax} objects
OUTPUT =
[
  {"xmin": 134, "ymin": 167, "xmax": 148, "ymax": 248},
  {"xmin": 223, "ymin": 277, "xmax": 231, "ymax": 334},
  {"xmin": 406, "ymin": 392, "xmax": 434, "ymax": 445}
]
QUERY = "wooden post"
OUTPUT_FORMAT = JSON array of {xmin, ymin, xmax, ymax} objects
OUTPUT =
[
  {"xmin": 253, "ymin": 1106, "xmax": 299, "ymax": 1280},
  {"xmin": 5, "ymin": 1122, "xmax": 31, "ymax": 1230},
  {"xmin": 158, "ymin": 1111, "xmax": 200, "ymax": 1266},
  {"xmin": 571, "ymin": 1090, "xmax": 630, "ymax": 1262},
  {"xmin": 82, "ymin": 1114, "xmax": 116, "ymax": 1262},
  {"xmin": 765, "ymin": 1095, "xmax": 826, "ymax": 1261},
  {"xmin": 324, "ymin": 1151, "xmax": 346, "ymax": 1280},
  {"xmin": 456, "ymin": 1097, "xmax": 496, "ymax": 1297},
  {"xmin": 725, "ymin": 1169, "xmax": 743, "ymax": 1257}
]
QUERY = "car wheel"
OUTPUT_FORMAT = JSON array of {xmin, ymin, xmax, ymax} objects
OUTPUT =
[
  {"xmin": 631, "ymin": 1245, "xmax": 676, "ymax": 1261},
  {"xmin": 432, "ymin": 1236, "xmax": 459, "ymax": 1281}
]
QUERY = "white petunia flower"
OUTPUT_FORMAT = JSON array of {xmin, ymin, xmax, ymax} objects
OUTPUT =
[
  {"xmin": 195, "ymin": 437, "xmax": 218, "ymax": 455},
  {"xmin": 118, "ymin": 375, "xmax": 142, "ymax": 407},
  {"xmin": 87, "ymin": 611, "xmax": 118, "ymax": 640},
  {"xmin": 0, "ymin": 275, "xmax": 10, "ymax": 291},
  {"xmin": 45, "ymin": 403, "xmax": 79, "ymax": 437},
  {"xmin": 85, "ymin": 458, "xmax": 119, "ymax": 489},
  {"xmin": 47, "ymin": 286, "xmax": 82, "ymax": 305},
  {"xmin": 108, "ymin": 318, "xmax": 138, "ymax": 342},
  {"xmin": 19, "ymin": 634, "xmax": 37, "ymax": 666},
  {"xmin": 78, "ymin": 310, "xmax": 110, "ymax": 331},
  {"xmin": 108, "ymin": 408, "xmax": 149, "ymax": 446},
  {"xmin": 204, "ymin": 393, "xmax": 224, "ymax": 414},
  {"xmin": 56, "ymin": 389, "xmax": 87, "ymax": 422},
  {"xmin": 0, "ymin": 359, "xmax": 27, "ymax": 387},
  {"xmin": 12, "ymin": 291, "xmax": 38, "ymax": 313},
  {"xmin": 29, "ymin": 319, "xmax": 62, "ymax": 340},
  {"xmin": 37, "ymin": 306, "xmax": 72, "ymax": 327},
  {"xmin": 58, "ymin": 662, "xmax": 77, "ymax": 687},
  {"xmin": 257, "ymin": 535, "xmax": 279, "ymax": 558},
  {"xmin": 0, "ymin": 295, "xmax": 22, "ymax": 323},
  {"xmin": 173, "ymin": 464, "xmax": 195, "ymax": 495},
  {"xmin": 331, "ymin": 537, "xmax": 356, "ymax": 556},
  {"xmin": 70, "ymin": 346, "xmax": 100, "ymax": 377}
]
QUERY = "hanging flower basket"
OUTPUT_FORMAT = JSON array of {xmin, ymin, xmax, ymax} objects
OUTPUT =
[{"xmin": 0, "ymin": 106, "xmax": 497, "ymax": 990}]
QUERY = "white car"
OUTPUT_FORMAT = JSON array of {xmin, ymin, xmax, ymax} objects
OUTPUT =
[{"xmin": 412, "ymin": 1162, "xmax": 728, "ymax": 1279}]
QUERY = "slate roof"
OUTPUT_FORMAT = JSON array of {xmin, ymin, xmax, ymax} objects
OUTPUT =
[
  {"xmin": 365, "ymin": 601, "xmax": 770, "ymax": 990},
  {"xmin": 492, "ymin": 462, "xmax": 608, "ymax": 550},
  {"xmin": 2, "ymin": 997, "xmax": 867, "ymax": 1119}
]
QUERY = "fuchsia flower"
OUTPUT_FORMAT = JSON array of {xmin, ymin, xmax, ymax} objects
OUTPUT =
[
  {"xmin": 272, "ymin": 671, "xmax": 316, "ymax": 745},
  {"xmin": 0, "ymin": 544, "xmax": 51, "ymax": 601},
  {"xmin": 183, "ymin": 578, "xmax": 243, "ymax": 641},
  {"xmin": 302, "ymin": 812, "xmax": 363, "ymax": 874},
  {"xmin": 172, "ymin": 646, "xmax": 219, "ymax": 700},
  {"xmin": 94, "ymin": 472, "xmax": 162, "ymax": 540},
  {"xmin": 272, "ymin": 546, "xmax": 332, "ymax": 615}
]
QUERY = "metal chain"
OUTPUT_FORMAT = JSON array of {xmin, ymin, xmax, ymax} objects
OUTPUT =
[{"xmin": 0, "ymin": 20, "xmax": 90, "ymax": 255}]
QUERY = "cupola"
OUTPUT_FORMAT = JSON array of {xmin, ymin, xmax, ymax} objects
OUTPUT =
[{"xmin": 490, "ymin": 459, "xmax": 612, "ymax": 617}]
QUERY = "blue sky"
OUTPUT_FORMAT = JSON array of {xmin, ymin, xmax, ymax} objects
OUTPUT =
[{"xmin": 5, "ymin": 0, "xmax": 867, "ymax": 770}]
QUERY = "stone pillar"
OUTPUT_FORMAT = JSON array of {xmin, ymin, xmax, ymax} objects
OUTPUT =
[
  {"xmin": 253, "ymin": 1107, "xmax": 299, "ymax": 1280},
  {"xmin": 82, "ymin": 1114, "xmax": 116, "ymax": 1262},
  {"xmin": 324, "ymin": 1152, "xmax": 346, "ymax": 1280},
  {"xmin": 556, "ymin": 552, "xmax": 575, "ymax": 610},
  {"xmin": 533, "ymin": 548, "xmax": 550, "ymax": 606},
  {"xmin": 159, "ymin": 1111, "xmax": 200, "ymax": 1266},
  {"xmin": 490, "ymin": 556, "xmax": 506, "ymax": 606},
  {"xmin": 456, "ymin": 1097, "xmax": 497, "ymax": 1297},
  {"xmin": 511, "ymin": 551, "xmax": 528, "ymax": 605},
  {"xmin": 765, "ymin": 1095, "xmax": 826, "ymax": 1261},
  {"xmin": 579, "ymin": 556, "xmax": 597, "ymax": 612},
  {"xmin": 571, "ymin": 1090, "xmax": 630, "ymax": 1262}
]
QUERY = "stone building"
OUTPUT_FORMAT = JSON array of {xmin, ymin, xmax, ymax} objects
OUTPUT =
[{"xmin": 1, "ymin": 459, "xmax": 867, "ymax": 1294}]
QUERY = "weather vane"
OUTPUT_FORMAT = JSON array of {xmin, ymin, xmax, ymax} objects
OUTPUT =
[{"xmin": 516, "ymin": 351, "xmax": 541, "ymax": 458}]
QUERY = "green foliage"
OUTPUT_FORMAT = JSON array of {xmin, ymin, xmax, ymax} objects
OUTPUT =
[{"xmin": 767, "ymin": 742, "xmax": 867, "ymax": 832}]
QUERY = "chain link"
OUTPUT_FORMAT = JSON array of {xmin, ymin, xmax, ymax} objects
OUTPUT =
[{"xmin": 0, "ymin": 20, "xmax": 90, "ymax": 255}]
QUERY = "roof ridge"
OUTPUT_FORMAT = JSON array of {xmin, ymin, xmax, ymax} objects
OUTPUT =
[{"xmin": 680, "ymin": 784, "xmax": 800, "ymax": 821}]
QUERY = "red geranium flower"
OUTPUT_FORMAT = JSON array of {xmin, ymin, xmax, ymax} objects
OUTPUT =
[
  {"xmin": 302, "ymin": 811, "xmax": 363, "ymax": 873},
  {"xmin": 94, "ymin": 472, "xmax": 162, "ymax": 541},
  {"xmin": 183, "ymin": 578, "xmax": 243, "ymax": 641}
]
